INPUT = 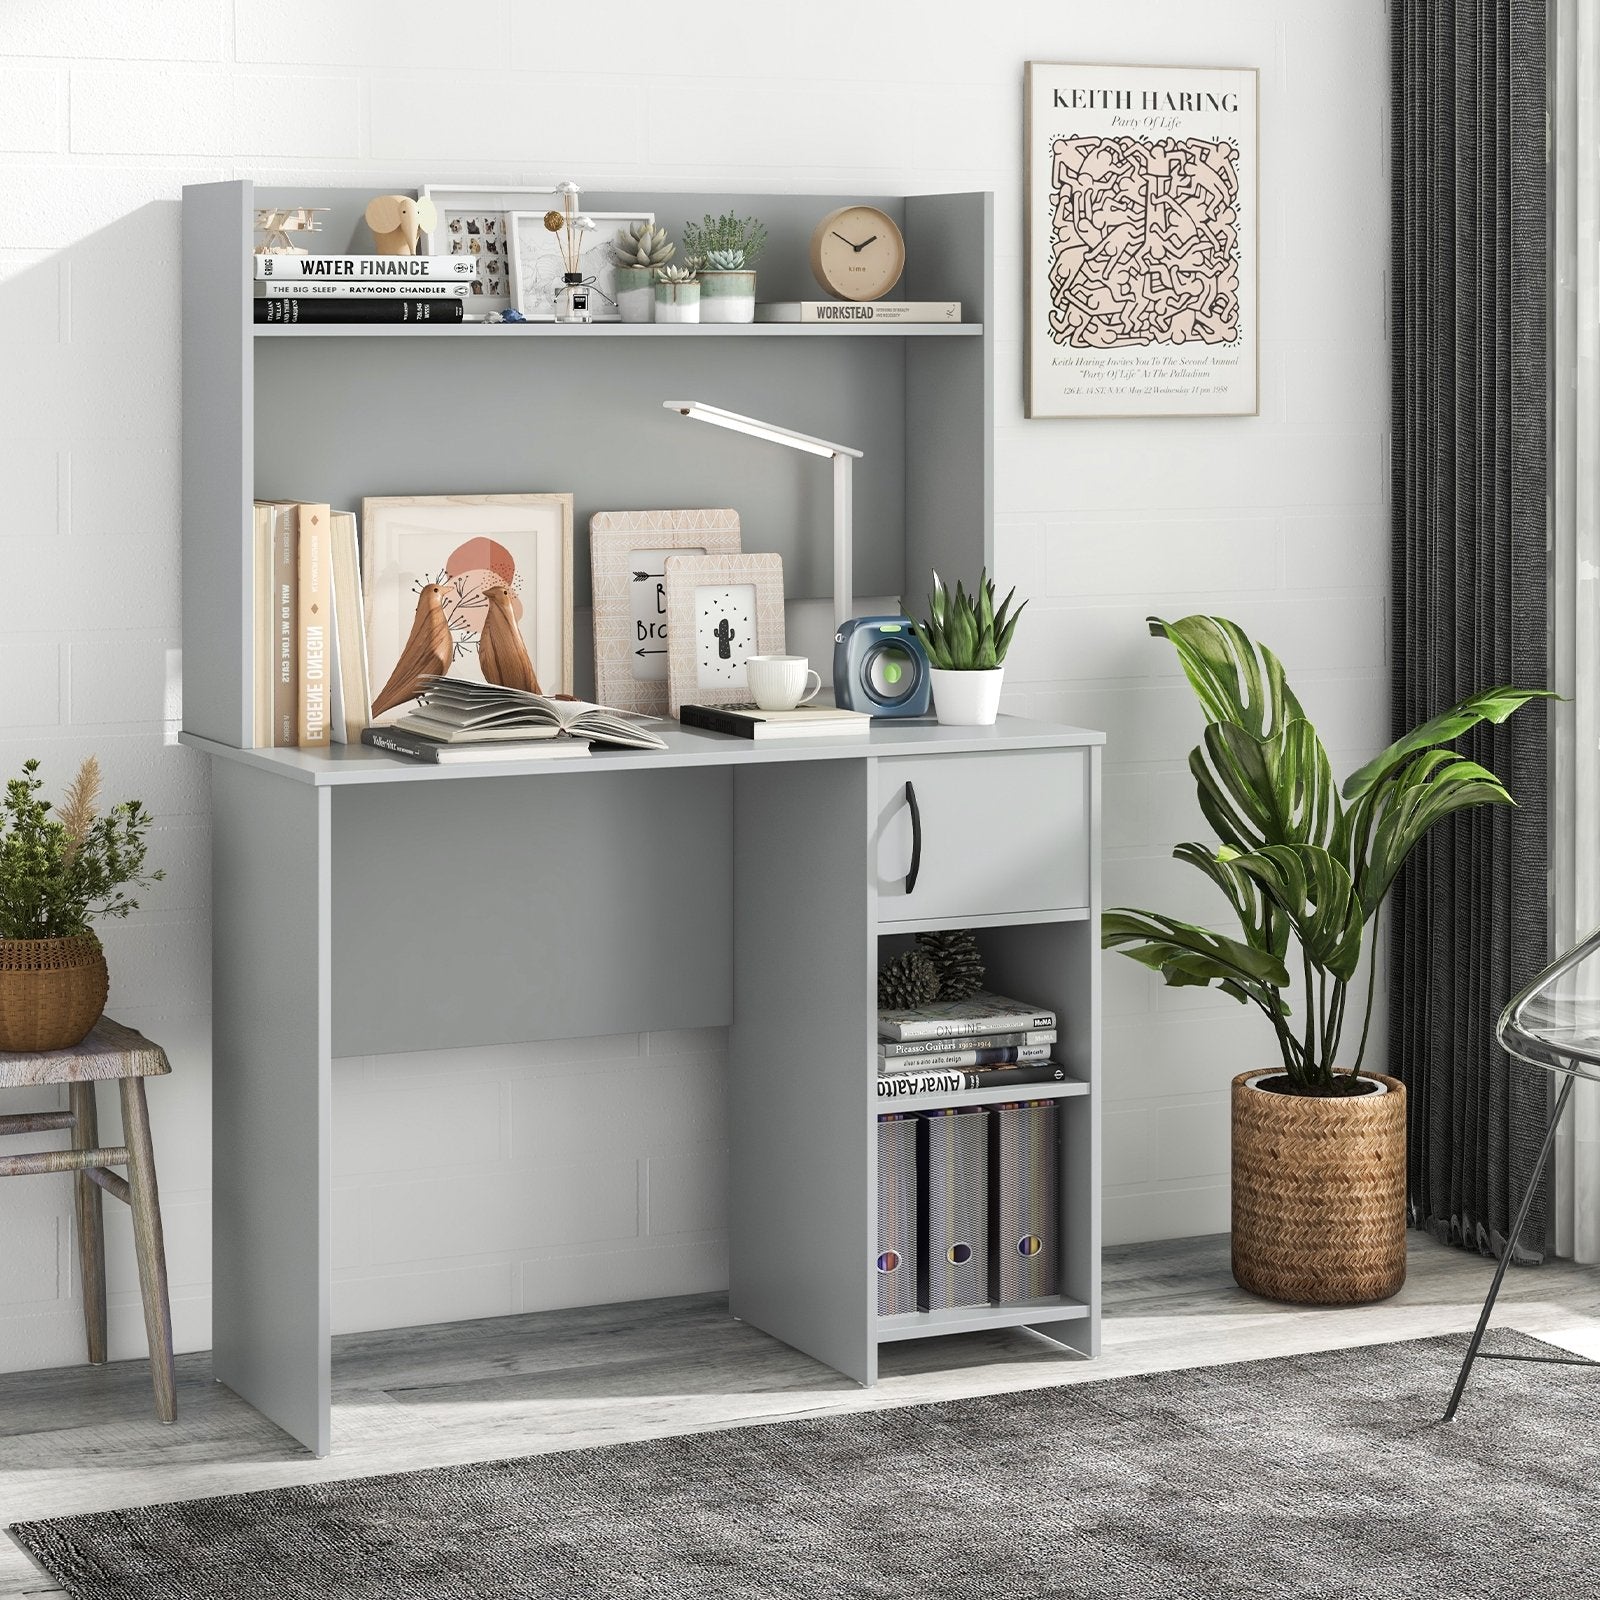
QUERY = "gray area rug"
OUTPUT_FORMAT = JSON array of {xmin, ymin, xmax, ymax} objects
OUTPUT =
[{"xmin": 11, "ymin": 1332, "xmax": 1600, "ymax": 1599}]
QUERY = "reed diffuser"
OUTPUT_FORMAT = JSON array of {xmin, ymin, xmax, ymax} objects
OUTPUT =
[{"xmin": 546, "ymin": 181, "xmax": 599, "ymax": 323}]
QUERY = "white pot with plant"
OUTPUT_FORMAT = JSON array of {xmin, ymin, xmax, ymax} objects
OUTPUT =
[
  {"xmin": 612, "ymin": 222, "xmax": 674, "ymax": 324},
  {"xmin": 654, "ymin": 265, "xmax": 700, "ymax": 324},
  {"xmin": 684, "ymin": 212, "xmax": 766, "ymax": 323},
  {"xmin": 911, "ymin": 571, "xmax": 1027, "ymax": 727}
]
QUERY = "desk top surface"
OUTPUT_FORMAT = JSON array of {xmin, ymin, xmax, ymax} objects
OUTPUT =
[{"xmin": 180, "ymin": 715, "xmax": 1105, "ymax": 787}]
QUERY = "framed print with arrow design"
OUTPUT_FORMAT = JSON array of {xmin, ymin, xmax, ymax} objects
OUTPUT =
[
  {"xmin": 663, "ymin": 551, "xmax": 786, "ymax": 718},
  {"xmin": 590, "ymin": 509, "xmax": 741, "ymax": 715}
]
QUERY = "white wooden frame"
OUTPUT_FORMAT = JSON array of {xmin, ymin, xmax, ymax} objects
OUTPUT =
[
  {"xmin": 590, "ymin": 509, "xmax": 742, "ymax": 716},
  {"xmin": 362, "ymin": 492, "xmax": 574, "ymax": 716},
  {"xmin": 508, "ymin": 209, "xmax": 655, "ymax": 322},
  {"xmin": 421, "ymin": 185, "xmax": 559, "ymax": 316},
  {"xmin": 663, "ymin": 552, "xmax": 786, "ymax": 717}
]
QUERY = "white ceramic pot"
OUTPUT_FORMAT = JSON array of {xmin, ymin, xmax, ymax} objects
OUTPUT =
[
  {"xmin": 654, "ymin": 282, "xmax": 700, "ymax": 324},
  {"xmin": 699, "ymin": 270, "xmax": 756, "ymax": 323},
  {"xmin": 929, "ymin": 667, "xmax": 1004, "ymax": 727},
  {"xmin": 614, "ymin": 266, "xmax": 656, "ymax": 324}
]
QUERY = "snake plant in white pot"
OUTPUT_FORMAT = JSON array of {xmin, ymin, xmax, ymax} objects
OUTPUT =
[
  {"xmin": 1102, "ymin": 616, "xmax": 1551, "ymax": 1305},
  {"xmin": 912, "ymin": 571, "xmax": 1026, "ymax": 727}
]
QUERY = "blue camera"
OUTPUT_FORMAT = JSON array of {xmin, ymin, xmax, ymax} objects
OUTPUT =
[{"xmin": 833, "ymin": 617, "xmax": 932, "ymax": 718}]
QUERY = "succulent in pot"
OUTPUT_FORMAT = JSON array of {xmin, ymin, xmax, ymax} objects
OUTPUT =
[
  {"xmin": 0, "ymin": 757, "xmax": 163, "ymax": 1050},
  {"xmin": 1101, "ymin": 616, "xmax": 1552, "ymax": 1304},
  {"xmin": 654, "ymin": 263, "xmax": 701, "ymax": 324},
  {"xmin": 683, "ymin": 213, "xmax": 766, "ymax": 324},
  {"xmin": 612, "ymin": 222, "xmax": 674, "ymax": 323},
  {"xmin": 911, "ymin": 569, "xmax": 1027, "ymax": 727}
]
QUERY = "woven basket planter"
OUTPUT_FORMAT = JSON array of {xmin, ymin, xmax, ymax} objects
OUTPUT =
[
  {"xmin": 0, "ymin": 935, "xmax": 108, "ymax": 1052},
  {"xmin": 1231, "ymin": 1069, "xmax": 1407, "ymax": 1305}
]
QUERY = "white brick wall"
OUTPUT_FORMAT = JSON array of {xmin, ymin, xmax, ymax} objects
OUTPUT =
[{"xmin": 0, "ymin": 0, "xmax": 1389, "ymax": 1373}]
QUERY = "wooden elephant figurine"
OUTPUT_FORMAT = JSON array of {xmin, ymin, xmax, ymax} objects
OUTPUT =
[{"xmin": 365, "ymin": 194, "xmax": 439, "ymax": 256}]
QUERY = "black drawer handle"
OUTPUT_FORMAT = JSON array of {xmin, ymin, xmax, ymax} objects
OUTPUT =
[{"xmin": 905, "ymin": 781, "xmax": 922, "ymax": 893}]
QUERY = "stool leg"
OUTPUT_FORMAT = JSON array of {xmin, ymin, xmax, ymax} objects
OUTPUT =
[
  {"xmin": 119, "ymin": 1076, "xmax": 176, "ymax": 1424},
  {"xmin": 69, "ymin": 1082, "xmax": 108, "ymax": 1365}
]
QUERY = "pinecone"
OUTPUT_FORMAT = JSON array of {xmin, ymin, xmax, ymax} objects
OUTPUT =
[
  {"xmin": 915, "ymin": 929, "xmax": 985, "ymax": 1003},
  {"xmin": 878, "ymin": 949, "xmax": 941, "ymax": 1011}
]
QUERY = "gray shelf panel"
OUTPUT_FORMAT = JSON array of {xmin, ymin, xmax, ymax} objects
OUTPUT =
[
  {"xmin": 178, "ymin": 715, "xmax": 1107, "ymax": 786},
  {"xmin": 871, "ymin": 1079, "xmax": 1089, "ymax": 1118},
  {"xmin": 875, "ymin": 1296, "xmax": 1091, "ymax": 1341},
  {"xmin": 874, "ymin": 907, "xmax": 1092, "ymax": 935},
  {"xmin": 253, "ymin": 322, "xmax": 983, "ymax": 339}
]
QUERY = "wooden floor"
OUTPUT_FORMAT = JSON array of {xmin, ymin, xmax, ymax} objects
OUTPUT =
[{"xmin": 5, "ymin": 1231, "xmax": 1600, "ymax": 1597}]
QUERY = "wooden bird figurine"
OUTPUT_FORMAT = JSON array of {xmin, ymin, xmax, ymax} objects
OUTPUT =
[
  {"xmin": 477, "ymin": 584, "xmax": 541, "ymax": 694},
  {"xmin": 371, "ymin": 583, "xmax": 453, "ymax": 717}
]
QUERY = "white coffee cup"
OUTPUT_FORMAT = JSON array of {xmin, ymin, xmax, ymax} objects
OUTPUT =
[{"xmin": 746, "ymin": 655, "xmax": 822, "ymax": 712}]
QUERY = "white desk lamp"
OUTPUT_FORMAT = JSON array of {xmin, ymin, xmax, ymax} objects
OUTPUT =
[{"xmin": 664, "ymin": 400, "xmax": 864, "ymax": 628}]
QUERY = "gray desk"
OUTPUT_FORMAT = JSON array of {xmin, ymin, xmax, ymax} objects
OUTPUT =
[{"xmin": 184, "ymin": 716, "xmax": 1103, "ymax": 1456}]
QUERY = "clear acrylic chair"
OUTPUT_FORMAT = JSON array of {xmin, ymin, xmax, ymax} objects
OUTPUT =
[{"xmin": 1444, "ymin": 927, "xmax": 1600, "ymax": 1420}]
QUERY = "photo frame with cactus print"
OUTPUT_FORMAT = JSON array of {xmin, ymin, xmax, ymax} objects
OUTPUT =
[{"xmin": 662, "ymin": 552, "xmax": 785, "ymax": 718}]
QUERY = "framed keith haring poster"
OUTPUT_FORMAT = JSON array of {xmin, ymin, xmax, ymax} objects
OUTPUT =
[{"xmin": 1024, "ymin": 63, "xmax": 1258, "ymax": 418}]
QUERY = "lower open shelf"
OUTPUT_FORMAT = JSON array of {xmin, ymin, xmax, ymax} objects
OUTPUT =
[{"xmin": 876, "ymin": 1296, "xmax": 1090, "ymax": 1342}]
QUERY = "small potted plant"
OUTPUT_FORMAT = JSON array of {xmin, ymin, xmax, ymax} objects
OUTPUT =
[
  {"xmin": 683, "ymin": 212, "xmax": 766, "ymax": 323},
  {"xmin": 911, "ymin": 570, "xmax": 1026, "ymax": 727},
  {"xmin": 0, "ymin": 757, "xmax": 162, "ymax": 1050},
  {"xmin": 654, "ymin": 264, "xmax": 700, "ymax": 324},
  {"xmin": 1104, "ymin": 616, "xmax": 1551, "ymax": 1304},
  {"xmin": 612, "ymin": 222, "xmax": 674, "ymax": 324}
]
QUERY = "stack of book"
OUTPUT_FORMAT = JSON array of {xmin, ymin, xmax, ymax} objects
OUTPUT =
[
  {"xmin": 253, "ymin": 253, "xmax": 476, "ymax": 324},
  {"xmin": 876, "ymin": 989, "xmax": 1062, "ymax": 1101},
  {"xmin": 678, "ymin": 703, "xmax": 870, "ymax": 740},
  {"xmin": 252, "ymin": 501, "xmax": 371, "ymax": 749},
  {"xmin": 362, "ymin": 677, "xmax": 668, "ymax": 764}
]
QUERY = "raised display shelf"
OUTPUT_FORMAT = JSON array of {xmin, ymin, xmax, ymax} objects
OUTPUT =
[
  {"xmin": 870, "ymin": 1078, "xmax": 1090, "ymax": 1118},
  {"xmin": 876, "ymin": 1295, "xmax": 1091, "ymax": 1342},
  {"xmin": 253, "ymin": 321, "xmax": 983, "ymax": 339}
]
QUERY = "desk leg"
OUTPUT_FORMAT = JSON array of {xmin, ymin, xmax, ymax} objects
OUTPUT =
[{"xmin": 210, "ymin": 762, "xmax": 332, "ymax": 1456}]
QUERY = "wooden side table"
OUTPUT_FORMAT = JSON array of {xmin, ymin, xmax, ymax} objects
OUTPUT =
[{"xmin": 0, "ymin": 1018, "xmax": 175, "ymax": 1422}]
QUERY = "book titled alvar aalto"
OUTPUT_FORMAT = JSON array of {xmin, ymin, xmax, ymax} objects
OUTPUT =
[
  {"xmin": 255, "ymin": 254, "xmax": 477, "ymax": 280},
  {"xmin": 876, "ymin": 1063, "xmax": 1068, "ymax": 1100},
  {"xmin": 878, "ymin": 991, "xmax": 1057, "ymax": 1043}
]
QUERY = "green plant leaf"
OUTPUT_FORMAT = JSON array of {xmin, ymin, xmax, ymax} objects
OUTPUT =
[
  {"xmin": 1102, "ymin": 908, "xmax": 1292, "ymax": 993},
  {"xmin": 1149, "ymin": 615, "xmax": 1305, "ymax": 740},
  {"xmin": 1190, "ymin": 718, "xmax": 1340, "ymax": 852},
  {"xmin": 1342, "ymin": 685, "xmax": 1557, "ymax": 801},
  {"xmin": 1230, "ymin": 844, "xmax": 1364, "ymax": 983},
  {"xmin": 1173, "ymin": 841, "xmax": 1288, "ymax": 962}
]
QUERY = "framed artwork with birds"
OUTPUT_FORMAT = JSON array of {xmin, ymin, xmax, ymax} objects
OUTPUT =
[
  {"xmin": 589, "ymin": 508, "xmax": 742, "ymax": 717},
  {"xmin": 661, "ymin": 552, "xmax": 785, "ymax": 718},
  {"xmin": 362, "ymin": 493, "xmax": 573, "ymax": 723}
]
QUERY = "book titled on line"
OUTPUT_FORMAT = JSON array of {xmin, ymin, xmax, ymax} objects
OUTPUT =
[
  {"xmin": 361, "ymin": 727, "xmax": 593, "ymax": 765},
  {"xmin": 876, "ymin": 1063, "xmax": 1068, "ymax": 1099},
  {"xmin": 678, "ymin": 702, "xmax": 871, "ymax": 739},
  {"xmin": 877, "ymin": 1044, "xmax": 1053, "ymax": 1072},
  {"xmin": 256, "ymin": 281, "xmax": 472, "ymax": 299},
  {"xmin": 411, "ymin": 678, "xmax": 668, "ymax": 750},
  {"xmin": 878, "ymin": 990, "xmax": 1057, "ymax": 1042},
  {"xmin": 255, "ymin": 254, "xmax": 478, "ymax": 280},
  {"xmin": 879, "ymin": 1029, "xmax": 1057, "ymax": 1058},
  {"xmin": 755, "ymin": 301, "xmax": 961, "ymax": 324}
]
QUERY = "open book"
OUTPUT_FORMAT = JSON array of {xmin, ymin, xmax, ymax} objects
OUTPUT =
[{"xmin": 398, "ymin": 678, "xmax": 668, "ymax": 751}]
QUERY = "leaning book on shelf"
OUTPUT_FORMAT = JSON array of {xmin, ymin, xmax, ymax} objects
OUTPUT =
[
  {"xmin": 876, "ymin": 1063, "xmax": 1068, "ymax": 1100},
  {"xmin": 878, "ymin": 990, "xmax": 1057, "ymax": 1043},
  {"xmin": 405, "ymin": 678, "xmax": 668, "ymax": 751},
  {"xmin": 880, "ymin": 1029, "xmax": 1057, "ymax": 1058},
  {"xmin": 878, "ymin": 1044, "xmax": 1053, "ymax": 1072}
]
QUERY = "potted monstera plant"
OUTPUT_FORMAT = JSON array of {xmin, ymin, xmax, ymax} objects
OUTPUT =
[
  {"xmin": 1103, "ymin": 617, "xmax": 1550, "ymax": 1305},
  {"xmin": 0, "ymin": 757, "xmax": 161, "ymax": 1050}
]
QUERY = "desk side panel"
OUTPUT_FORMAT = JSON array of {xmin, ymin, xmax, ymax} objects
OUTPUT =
[
  {"xmin": 329, "ymin": 768, "xmax": 733, "ymax": 1056},
  {"xmin": 730, "ymin": 761, "xmax": 875, "ymax": 1383},
  {"xmin": 211, "ymin": 760, "xmax": 332, "ymax": 1454}
]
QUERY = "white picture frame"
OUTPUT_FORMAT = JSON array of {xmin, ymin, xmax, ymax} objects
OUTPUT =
[
  {"xmin": 508, "ymin": 209, "xmax": 655, "ymax": 322},
  {"xmin": 362, "ymin": 492, "xmax": 574, "ymax": 720},
  {"xmin": 420, "ymin": 185, "xmax": 559, "ymax": 316},
  {"xmin": 1024, "ymin": 62, "xmax": 1259, "ymax": 418},
  {"xmin": 590, "ymin": 509, "xmax": 743, "ymax": 716},
  {"xmin": 663, "ymin": 552, "xmax": 786, "ymax": 718}
]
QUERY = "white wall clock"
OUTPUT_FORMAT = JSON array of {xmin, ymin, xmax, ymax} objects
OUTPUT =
[
  {"xmin": 809, "ymin": 205, "xmax": 906, "ymax": 302},
  {"xmin": 662, "ymin": 552, "xmax": 786, "ymax": 717}
]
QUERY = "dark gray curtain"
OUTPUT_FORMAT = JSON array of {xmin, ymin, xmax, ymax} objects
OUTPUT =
[{"xmin": 1389, "ymin": 0, "xmax": 1552, "ymax": 1260}]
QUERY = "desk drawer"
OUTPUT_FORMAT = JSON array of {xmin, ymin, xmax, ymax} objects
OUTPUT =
[{"xmin": 873, "ymin": 749, "xmax": 1088, "ymax": 924}]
